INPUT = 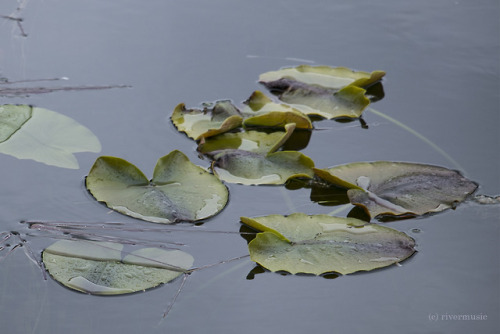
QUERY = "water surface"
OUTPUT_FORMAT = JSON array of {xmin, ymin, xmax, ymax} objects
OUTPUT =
[{"xmin": 0, "ymin": 0, "xmax": 498, "ymax": 333}]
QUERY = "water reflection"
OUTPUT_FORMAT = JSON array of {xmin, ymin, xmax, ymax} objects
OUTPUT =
[{"xmin": 245, "ymin": 264, "xmax": 340, "ymax": 280}]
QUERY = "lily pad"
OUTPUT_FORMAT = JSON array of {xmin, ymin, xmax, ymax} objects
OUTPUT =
[
  {"xmin": 171, "ymin": 101, "xmax": 243, "ymax": 140},
  {"xmin": 0, "ymin": 105, "xmax": 101, "ymax": 169},
  {"xmin": 42, "ymin": 240, "xmax": 193, "ymax": 295},
  {"xmin": 241, "ymin": 91, "xmax": 313, "ymax": 129},
  {"xmin": 259, "ymin": 65, "xmax": 385, "ymax": 90},
  {"xmin": 212, "ymin": 150, "xmax": 314, "ymax": 185},
  {"xmin": 313, "ymin": 162, "xmax": 478, "ymax": 218},
  {"xmin": 86, "ymin": 150, "xmax": 228, "ymax": 223},
  {"xmin": 198, "ymin": 123, "xmax": 297, "ymax": 156},
  {"xmin": 259, "ymin": 65, "xmax": 385, "ymax": 119},
  {"xmin": 241, "ymin": 213, "xmax": 415, "ymax": 275},
  {"xmin": 261, "ymin": 80, "xmax": 370, "ymax": 119}
]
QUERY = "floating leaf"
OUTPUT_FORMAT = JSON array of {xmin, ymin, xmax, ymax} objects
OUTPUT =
[
  {"xmin": 199, "ymin": 123, "xmax": 296, "ymax": 156},
  {"xmin": 42, "ymin": 240, "xmax": 193, "ymax": 295},
  {"xmin": 171, "ymin": 101, "xmax": 243, "ymax": 140},
  {"xmin": 313, "ymin": 162, "xmax": 478, "ymax": 218},
  {"xmin": 86, "ymin": 150, "xmax": 228, "ymax": 223},
  {"xmin": 259, "ymin": 66, "xmax": 385, "ymax": 119},
  {"xmin": 212, "ymin": 150, "xmax": 314, "ymax": 185},
  {"xmin": 0, "ymin": 105, "xmax": 101, "ymax": 169},
  {"xmin": 241, "ymin": 91, "xmax": 313, "ymax": 129},
  {"xmin": 241, "ymin": 213, "xmax": 415, "ymax": 275},
  {"xmin": 259, "ymin": 65, "xmax": 385, "ymax": 90}
]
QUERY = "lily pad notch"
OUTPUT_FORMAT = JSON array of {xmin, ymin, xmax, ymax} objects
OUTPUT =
[{"xmin": 86, "ymin": 150, "xmax": 229, "ymax": 224}]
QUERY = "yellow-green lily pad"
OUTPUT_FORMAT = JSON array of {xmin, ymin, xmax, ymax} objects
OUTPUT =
[
  {"xmin": 198, "ymin": 123, "xmax": 296, "ymax": 156},
  {"xmin": 259, "ymin": 66, "xmax": 385, "ymax": 119},
  {"xmin": 86, "ymin": 150, "xmax": 228, "ymax": 223},
  {"xmin": 313, "ymin": 162, "xmax": 478, "ymax": 218},
  {"xmin": 259, "ymin": 65, "xmax": 385, "ymax": 90},
  {"xmin": 171, "ymin": 101, "xmax": 243, "ymax": 140},
  {"xmin": 241, "ymin": 91, "xmax": 313, "ymax": 129},
  {"xmin": 43, "ymin": 240, "xmax": 193, "ymax": 295},
  {"xmin": 241, "ymin": 213, "xmax": 415, "ymax": 275}
]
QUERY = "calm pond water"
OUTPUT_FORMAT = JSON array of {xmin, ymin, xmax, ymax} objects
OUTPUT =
[{"xmin": 1, "ymin": 0, "xmax": 499, "ymax": 333}]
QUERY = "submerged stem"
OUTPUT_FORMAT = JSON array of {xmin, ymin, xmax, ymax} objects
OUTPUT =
[{"xmin": 367, "ymin": 107, "xmax": 464, "ymax": 172}]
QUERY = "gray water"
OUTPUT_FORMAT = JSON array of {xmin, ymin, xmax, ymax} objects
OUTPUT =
[{"xmin": 0, "ymin": 0, "xmax": 498, "ymax": 333}]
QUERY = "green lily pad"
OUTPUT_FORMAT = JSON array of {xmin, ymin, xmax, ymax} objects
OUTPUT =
[
  {"xmin": 198, "ymin": 123, "xmax": 297, "ymax": 156},
  {"xmin": 42, "ymin": 240, "xmax": 193, "ymax": 295},
  {"xmin": 171, "ymin": 101, "xmax": 243, "ymax": 140},
  {"xmin": 259, "ymin": 65, "xmax": 385, "ymax": 90},
  {"xmin": 86, "ymin": 150, "xmax": 228, "ymax": 223},
  {"xmin": 212, "ymin": 150, "xmax": 314, "ymax": 185},
  {"xmin": 241, "ymin": 213, "xmax": 415, "ymax": 275},
  {"xmin": 0, "ymin": 105, "xmax": 101, "ymax": 169},
  {"xmin": 241, "ymin": 91, "xmax": 313, "ymax": 129},
  {"xmin": 313, "ymin": 162, "xmax": 478, "ymax": 218},
  {"xmin": 259, "ymin": 65, "xmax": 385, "ymax": 119},
  {"xmin": 261, "ymin": 80, "xmax": 370, "ymax": 119}
]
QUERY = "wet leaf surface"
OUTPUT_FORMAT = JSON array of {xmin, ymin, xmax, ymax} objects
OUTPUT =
[
  {"xmin": 241, "ymin": 91, "xmax": 313, "ymax": 129},
  {"xmin": 42, "ymin": 240, "xmax": 193, "ymax": 295},
  {"xmin": 259, "ymin": 66, "xmax": 385, "ymax": 119},
  {"xmin": 171, "ymin": 101, "xmax": 243, "ymax": 140},
  {"xmin": 259, "ymin": 65, "xmax": 385, "ymax": 90},
  {"xmin": 86, "ymin": 150, "xmax": 228, "ymax": 223},
  {"xmin": 198, "ymin": 123, "xmax": 297, "ymax": 156},
  {"xmin": 241, "ymin": 213, "xmax": 415, "ymax": 275},
  {"xmin": 212, "ymin": 149, "xmax": 314, "ymax": 185},
  {"xmin": 314, "ymin": 161, "xmax": 478, "ymax": 218}
]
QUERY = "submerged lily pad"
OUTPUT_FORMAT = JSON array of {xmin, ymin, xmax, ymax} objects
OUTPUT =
[
  {"xmin": 242, "ymin": 91, "xmax": 313, "ymax": 129},
  {"xmin": 42, "ymin": 240, "xmax": 193, "ymax": 295},
  {"xmin": 241, "ymin": 213, "xmax": 415, "ymax": 275},
  {"xmin": 314, "ymin": 162, "xmax": 478, "ymax": 218},
  {"xmin": 171, "ymin": 101, "xmax": 243, "ymax": 140},
  {"xmin": 86, "ymin": 150, "xmax": 228, "ymax": 223},
  {"xmin": 212, "ymin": 149, "xmax": 314, "ymax": 185},
  {"xmin": 0, "ymin": 105, "xmax": 101, "ymax": 169},
  {"xmin": 199, "ymin": 123, "xmax": 297, "ymax": 156},
  {"xmin": 259, "ymin": 65, "xmax": 385, "ymax": 119}
]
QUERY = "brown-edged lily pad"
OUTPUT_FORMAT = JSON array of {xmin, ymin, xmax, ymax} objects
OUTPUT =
[
  {"xmin": 241, "ymin": 213, "xmax": 415, "ymax": 275},
  {"xmin": 313, "ymin": 162, "xmax": 478, "ymax": 218}
]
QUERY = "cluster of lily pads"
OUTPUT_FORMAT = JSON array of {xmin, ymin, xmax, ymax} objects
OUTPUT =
[{"xmin": 0, "ymin": 65, "xmax": 479, "ymax": 296}]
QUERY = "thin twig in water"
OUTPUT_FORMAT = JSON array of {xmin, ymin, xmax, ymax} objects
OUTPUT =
[
  {"xmin": 188, "ymin": 254, "xmax": 250, "ymax": 273},
  {"xmin": 0, "ymin": 84, "xmax": 131, "ymax": 96},
  {"xmin": 27, "ymin": 224, "xmax": 185, "ymax": 248},
  {"xmin": 1, "ymin": 14, "xmax": 22, "ymax": 21},
  {"xmin": 0, "ymin": 77, "xmax": 69, "ymax": 85},
  {"xmin": 1, "ymin": 14, "xmax": 27, "ymax": 36},
  {"xmin": 25, "ymin": 220, "xmax": 256, "ymax": 235},
  {"xmin": 0, "ymin": 243, "xmax": 21, "ymax": 263},
  {"xmin": 16, "ymin": 234, "xmax": 47, "ymax": 280},
  {"xmin": 163, "ymin": 273, "xmax": 189, "ymax": 318}
]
